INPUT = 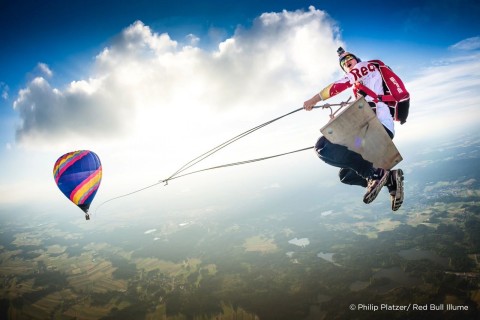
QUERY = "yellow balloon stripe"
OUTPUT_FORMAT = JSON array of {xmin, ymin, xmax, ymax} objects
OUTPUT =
[{"xmin": 70, "ymin": 167, "xmax": 103, "ymax": 205}]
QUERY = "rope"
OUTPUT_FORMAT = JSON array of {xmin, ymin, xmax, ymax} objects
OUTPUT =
[
  {"xmin": 164, "ymin": 107, "xmax": 305, "ymax": 181},
  {"xmin": 163, "ymin": 146, "xmax": 314, "ymax": 182},
  {"xmin": 92, "ymin": 181, "xmax": 163, "ymax": 212},
  {"xmin": 93, "ymin": 145, "xmax": 314, "ymax": 214},
  {"xmin": 93, "ymin": 99, "xmax": 351, "ymax": 215},
  {"xmin": 320, "ymin": 96, "xmax": 352, "ymax": 119}
]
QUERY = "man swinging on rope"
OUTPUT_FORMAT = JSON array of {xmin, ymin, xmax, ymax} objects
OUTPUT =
[{"xmin": 303, "ymin": 47, "xmax": 404, "ymax": 211}]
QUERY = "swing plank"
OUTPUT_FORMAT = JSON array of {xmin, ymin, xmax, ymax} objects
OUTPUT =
[{"xmin": 320, "ymin": 97, "xmax": 402, "ymax": 170}]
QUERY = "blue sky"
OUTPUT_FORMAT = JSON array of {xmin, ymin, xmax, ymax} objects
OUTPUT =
[{"xmin": 1, "ymin": 0, "xmax": 479, "ymax": 220}]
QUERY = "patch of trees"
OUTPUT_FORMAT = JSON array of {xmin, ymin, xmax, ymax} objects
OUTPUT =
[
  {"xmin": 465, "ymin": 216, "xmax": 480, "ymax": 249},
  {"xmin": 34, "ymin": 270, "xmax": 68, "ymax": 288}
]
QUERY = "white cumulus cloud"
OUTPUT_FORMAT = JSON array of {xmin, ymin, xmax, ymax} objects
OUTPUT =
[{"xmin": 12, "ymin": 7, "xmax": 343, "ymax": 149}]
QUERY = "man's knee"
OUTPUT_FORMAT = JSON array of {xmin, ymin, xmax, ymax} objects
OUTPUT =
[
  {"xmin": 339, "ymin": 168, "xmax": 353, "ymax": 185},
  {"xmin": 315, "ymin": 136, "xmax": 329, "ymax": 158}
]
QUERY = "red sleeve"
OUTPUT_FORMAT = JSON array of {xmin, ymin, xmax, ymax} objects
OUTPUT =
[{"xmin": 319, "ymin": 77, "xmax": 352, "ymax": 100}]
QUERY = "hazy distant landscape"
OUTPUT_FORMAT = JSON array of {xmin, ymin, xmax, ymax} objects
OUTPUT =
[{"xmin": 1, "ymin": 132, "xmax": 479, "ymax": 319}]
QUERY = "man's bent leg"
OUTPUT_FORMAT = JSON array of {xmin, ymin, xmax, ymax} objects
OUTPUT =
[
  {"xmin": 315, "ymin": 136, "xmax": 374, "ymax": 179},
  {"xmin": 315, "ymin": 136, "xmax": 389, "ymax": 203}
]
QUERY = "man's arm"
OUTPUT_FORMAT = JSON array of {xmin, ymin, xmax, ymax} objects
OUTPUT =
[{"xmin": 303, "ymin": 77, "xmax": 352, "ymax": 111}]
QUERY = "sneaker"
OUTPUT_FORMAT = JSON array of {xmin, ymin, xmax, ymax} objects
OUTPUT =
[
  {"xmin": 389, "ymin": 169, "xmax": 404, "ymax": 211},
  {"xmin": 363, "ymin": 168, "xmax": 389, "ymax": 204}
]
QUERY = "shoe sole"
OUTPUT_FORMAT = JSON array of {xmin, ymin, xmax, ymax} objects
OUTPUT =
[
  {"xmin": 363, "ymin": 170, "xmax": 389, "ymax": 204},
  {"xmin": 391, "ymin": 169, "xmax": 404, "ymax": 211}
]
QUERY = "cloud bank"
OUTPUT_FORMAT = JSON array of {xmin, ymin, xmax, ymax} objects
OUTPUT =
[
  {"xmin": 397, "ymin": 52, "xmax": 480, "ymax": 143},
  {"xmin": 13, "ymin": 6, "xmax": 342, "ymax": 148}
]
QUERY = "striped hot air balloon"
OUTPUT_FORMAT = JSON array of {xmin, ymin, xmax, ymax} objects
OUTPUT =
[{"xmin": 53, "ymin": 150, "xmax": 102, "ymax": 220}]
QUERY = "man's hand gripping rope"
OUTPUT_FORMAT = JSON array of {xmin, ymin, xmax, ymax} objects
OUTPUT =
[{"xmin": 313, "ymin": 97, "xmax": 352, "ymax": 119}]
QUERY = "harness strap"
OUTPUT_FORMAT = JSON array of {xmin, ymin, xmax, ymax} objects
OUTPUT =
[{"xmin": 355, "ymin": 83, "xmax": 396, "ymax": 104}]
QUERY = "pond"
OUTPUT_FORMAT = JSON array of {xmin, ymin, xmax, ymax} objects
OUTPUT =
[
  {"xmin": 288, "ymin": 238, "xmax": 310, "ymax": 247},
  {"xmin": 317, "ymin": 252, "xmax": 334, "ymax": 263}
]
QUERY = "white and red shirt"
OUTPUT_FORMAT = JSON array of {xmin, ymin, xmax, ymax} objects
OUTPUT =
[{"xmin": 319, "ymin": 61, "xmax": 395, "ymax": 135}]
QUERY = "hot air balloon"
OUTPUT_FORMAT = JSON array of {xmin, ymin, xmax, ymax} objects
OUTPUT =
[{"xmin": 53, "ymin": 150, "xmax": 102, "ymax": 220}]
